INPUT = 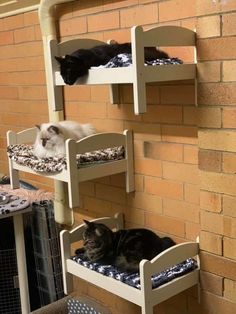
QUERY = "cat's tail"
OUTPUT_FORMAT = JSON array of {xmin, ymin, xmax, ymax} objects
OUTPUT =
[
  {"xmin": 161, "ymin": 237, "xmax": 176, "ymax": 251},
  {"xmin": 82, "ymin": 123, "xmax": 96, "ymax": 137}
]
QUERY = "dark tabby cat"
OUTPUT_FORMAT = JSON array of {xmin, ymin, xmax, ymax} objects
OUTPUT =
[
  {"xmin": 55, "ymin": 43, "xmax": 169, "ymax": 85},
  {"xmin": 76, "ymin": 220, "xmax": 175, "ymax": 272}
]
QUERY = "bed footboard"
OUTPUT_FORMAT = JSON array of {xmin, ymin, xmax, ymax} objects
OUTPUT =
[{"xmin": 60, "ymin": 214, "xmax": 200, "ymax": 314}]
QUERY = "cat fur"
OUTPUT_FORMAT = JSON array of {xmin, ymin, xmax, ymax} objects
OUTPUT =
[
  {"xmin": 76, "ymin": 220, "xmax": 175, "ymax": 272},
  {"xmin": 33, "ymin": 120, "xmax": 96, "ymax": 158},
  {"xmin": 55, "ymin": 43, "xmax": 169, "ymax": 85}
]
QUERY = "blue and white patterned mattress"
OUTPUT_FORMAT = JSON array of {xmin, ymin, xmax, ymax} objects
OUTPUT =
[{"xmin": 72, "ymin": 253, "xmax": 197, "ymax": 290}]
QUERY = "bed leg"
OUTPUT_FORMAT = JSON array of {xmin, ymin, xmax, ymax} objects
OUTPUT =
[
  {"xmin": 124, "ymin": 130, "xmax": 135, "ymax": 193},
  {"xmin": 7, "ymin": 130, "xmax": 20, "ymax": 189},
  {"xmin": 109, "ymin": 84, "xmax": 119, "ymax": 104},
  {"xmin": 141, "ymin": 303, "xmax": 153, "ymax": 314}
]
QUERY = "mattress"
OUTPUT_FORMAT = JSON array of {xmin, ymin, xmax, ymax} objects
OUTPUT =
[
  {"xmin": 72, "ymin": 253, "xmax": 197, "ymax": 290},
  {"xmin": 7, "ymin": 144, "xmax": 125, "ymax": 174}
]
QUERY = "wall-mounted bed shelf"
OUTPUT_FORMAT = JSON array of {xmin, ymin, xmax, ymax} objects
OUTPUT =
[
  {"xmin": 7, "ymin": 128, "xmax": 134, "ymax": 208},
  {"xmin": 51, "ymin": 25, "xmax": 196, "ymax": 114},
  {"xmin": 60, "ymin": 213, "xmax": 200, "ymax": 314}
]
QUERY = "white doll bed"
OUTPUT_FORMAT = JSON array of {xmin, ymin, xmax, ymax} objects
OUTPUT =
[
  {"xmin": 60, "ymin": 213, "xmax": 199, "ymax": 314},
  {"xmin": 51, "ymin": 25, "xmax": 196, "ymax": 114},
  {"xmin": 7, "ymin": 128, "xmax": 134, "ymax": 208}
]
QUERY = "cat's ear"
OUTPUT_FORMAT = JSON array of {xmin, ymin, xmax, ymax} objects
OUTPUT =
[
  {"xmin": 35, "ymin": 124, "xmax": 41, "ymax": 130},
  {"xmin": 48, "ymin": 125, "xmax": 60, "ymax": 135},
  {"xmin": 83, "ymin": 219, "xmax": 91, "ymax": 227},
  {"xmin": 95, "ymin": 228, "xmax": 102, "ymax": 237},
  {"xmin": 55, "ymin": 56, "xmax": 63, "ymax": 64}
]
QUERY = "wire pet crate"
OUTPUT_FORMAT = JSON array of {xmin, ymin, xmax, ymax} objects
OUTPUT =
[
  {"xmin": 31, "ymin": 200, "xmax": 64, "ymax": 306},
  {"xmin": 0, "ymin": 218, "xmax": 21, "ymax": 314}
]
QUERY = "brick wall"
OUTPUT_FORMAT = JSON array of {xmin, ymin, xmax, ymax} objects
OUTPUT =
[
  {"xmin": 0, "ymin": 0, "xmax": 236, "ymax": 313},
  {"xmin": 197, "ymin": 0, "xmax": 236, "ymax": 313}
]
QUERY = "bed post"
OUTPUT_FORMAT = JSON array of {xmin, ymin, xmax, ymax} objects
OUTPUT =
[
  {"xmin": 131, "ymin": 26, "xmax": 147, "ymax": 115},
  {"xmin": 60, "ymin": 230, "xmax": 74, "ymax": 294},
  {"xmin": 7, "ymin": 131, "xmax": 20, "ymax": 189},
  {"xmin": 139, "ymin": 259, "xmax": 153, "ymax": 314},
  {"xmin": 39, "ymin": 0, "xmax": 76, "ymax": 225},
  {"xmin": 124, "ymin": 130, "xmax": 135, "ymax": 193}
]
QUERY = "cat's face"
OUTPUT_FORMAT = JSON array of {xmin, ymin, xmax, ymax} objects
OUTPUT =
[
  {"xmin": 55, "ymin": 55, "xmax": 88, "ymax": 85},
  {"xmin": 36, "ymin": 124, "xmax": 63, "ymax": 150},
  {"xmin": 83, "ymin": 220, "xmax": 113, "ymax": 249}
]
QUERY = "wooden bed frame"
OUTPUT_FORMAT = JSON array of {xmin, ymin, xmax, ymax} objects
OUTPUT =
[
  {"xmin": 7, "ymin": 128, "xmax": 134, "ymax": 208},
  {"xmin": 60, "ymin": 213, "xmax": 200, "ymax": 314},
  {"xmin": 50, "ymin": 25, "xmax": 196, "ymax": 114}
]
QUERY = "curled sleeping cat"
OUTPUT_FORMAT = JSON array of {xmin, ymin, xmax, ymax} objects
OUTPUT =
[
  {"xmin": 55, "ymin": 42, "xmax": 169, "ymax": 85},
  {"xmin": 33, "ymin": 120, "xmax": 96, "ymax": 159},
  {"xmin": 76, "ymin": 219, "xmax": 175, "ymax": 272}
]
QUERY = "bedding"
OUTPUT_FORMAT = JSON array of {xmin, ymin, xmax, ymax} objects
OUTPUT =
[
  {"xmin": 0, "ymin": 191, "xmax": 30, "ymax": 215},
  {"xmin": 91, "ymin": 53, "xmax": 183, "ymax": 69},
  {"xmin": 7, "ymin": 144, "xmax": 125, "ymax": 174},
  {"xmin": 72, "ymin": 252, "xmax": 197, "ymax": 290}
]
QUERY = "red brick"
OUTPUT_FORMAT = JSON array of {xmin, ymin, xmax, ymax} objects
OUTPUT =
[
  {"xmin": 223, "ymin": 108, "xmax": 236, "ymax": 128},
  {"xmin": 199, "ymin": 130, "xmax": 236, "ymax": 153},
  {"xmin": 201, "ymin": 171, "xmax": 236, "ymax": 196},
  {"xmin": 184, "ymin": 145, "xmax": 198, "ymax": 164},
  {"xmin": 200, "ymin": 191, "xmax": 222, "ymax": 213},
  {"xmin": 0, "ymin": 31, "xmax": 14, "ymax": 45},
  {"xmin": 88, "ymin": 11, "xmax": 119, "ymax": 32},
  {"xmin": 120, "ymin": 3, "xmax": 158, "ymax": 27},
  {"xmin": 163, "ymin": 198, "xmax": 199, "ymax": 223},
  {"xmin": 199, "ymin": 149, "xmax": 222, "ymax": 172},
  {"xmin": 95, "ymin": 183, "xmax": 126, "ymax": 205},
  {"xmin": 223, "ymin": 152, "xmax": 236, "ymax": 174},
  {"xmin": 224, "ymin": 216, "xmax": 236, "ymax": 238},
  {"xmin": 14, "ymin": 26, "xmax": 35, "ymax": 43},
  {"xmin": 161, "ymin": 125, "xmax": 198, "ymax": 145},
  {"xmin": 197, "ymin": 15, "xmax": 221, "ymax": 38},
  {"xmin": 145, "ymin": 176, "xmax": 183, "ymax": 200},
  {"xmin": 198, "ymin": 107, "xmax": 222, "ymax": 128},
  {"xmin": 200, "ymin": 271, "xmax": 223, "ymax": 296},
  {"xmin": 143, "ymin": 105, "xmax": 182, "ymax": 124},
  {"xmin": 224, "ymin": 237, "xmax": 236, "ymax": 260},
  {"xmin": 18, "ymin": 86, "xmax": 47, "ymax": 100},
  {"xmin": 159, "ymin": 0, "xmax": 196, "ymax": 22},
  {"xmin": 3, "ymin": 15, "xmax": 24, "ymax": 30},
  {"xmin": 222, "ymin": 12, "xmax": 236, "ymax": 36},
  {"xmin": 160, "ymin": 85, "xmax": 195, "ymax": 105},
  {"xmin": 185, "ymin": 222, "xmax": 200, "ymax": 241},
  {"xmin": 223, "ymin": 61, "xmax": 236, "ymax": 82},
  {"xmin": 196, "ymin": 0, "xmax": 221, "ymax": 16},
  {"xmin": 60, "ymin": 17, "xmax": 87, "ymax": 36},
  {"xmin": 135, "ymin": 158, "xmax": 162, "ymax": 177},
  {"xmin": 183, "ymin": 106, "xmax": 197, "ymax": 125},
  {"xmin": 201, "ymin": 290, "xmax": 236, "ymax": 314},
  {"xmin": 198, "ymin": 37, "xmax": 236, "ymax": 61},
  {"xmin": 145, "ymin": 212, "xmax": 185, "ymax": 237},
  {"xmin": 23, "ymin": 11, "xmax": 39, "ymax": 26},
  {"xmin": 223, "ymin": 195, "xmax": 236, "ymax": 217},
  {"xmin": 201, "ymin": 210, "xmax": 224, "ymax": 234},
  {"xmin": 127, "ymin": 191, "xmax": 162, "ymax": 213},
  {"xmin": 201, "ymin": 251, "xmax": 236, "ymax": 281},
  {"xmin": 198, "ymin": 61, "xmax": 221, "ymax": 83},
  {"xmin": 224, "ymin": 278, "xmax": 236, "ymax": 302},
  {"xmin": 163, "ymin": 161, "xmax": 199, "ymax": 184},
  {"xmin": 200, "ymin": 231, "xmax": 222, "ymax": 255},
  {"xmin": 198, "ymin": 83, "xmax": 236, "ymax": 106},
  {"xmin": 184, "ymin": 183, "xmax": 200, "ymax": 204},
  {"xmin": 144, "ymin": 141, "xmax": 183, "ymax": 162}
]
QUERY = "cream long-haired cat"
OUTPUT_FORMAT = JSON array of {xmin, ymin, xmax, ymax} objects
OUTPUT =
[{"xmin": 33, "ymin": 120, "xmax": 96, "ymax": 158}]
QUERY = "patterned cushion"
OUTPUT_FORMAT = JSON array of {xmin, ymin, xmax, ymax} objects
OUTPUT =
[
  {"xmin": 72, "ymin": 253, "xmax": 197, "ymax": 290},
  {"xmin": 7, "ymin": 144, "xmax": 125, "ymax": 174},
  {"xmin": 0, "ymin": 191, "xmax": 30, "ymax": 215},
  {"xmin": 91, "ymin": 53, "xmax": 183, "ymax": 69}
]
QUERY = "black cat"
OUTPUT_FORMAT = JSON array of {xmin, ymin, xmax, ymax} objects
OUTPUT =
[
  {"xmin": 55, "ymin": 43, "xmax": 169, "ymax": 85},
  {"xmin": 76, "ymin": 220, "xmax": 175, "ymax": 272}
]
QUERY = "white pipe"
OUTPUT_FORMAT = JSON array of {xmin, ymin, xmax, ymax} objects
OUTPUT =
[{"xmin": 39, "ymin": 0, "xmax": 76, "ymax": 225}]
